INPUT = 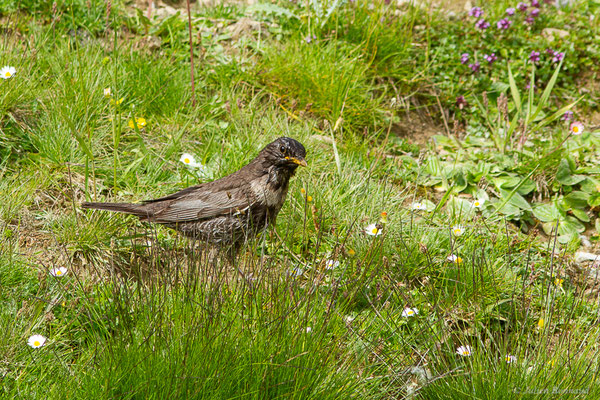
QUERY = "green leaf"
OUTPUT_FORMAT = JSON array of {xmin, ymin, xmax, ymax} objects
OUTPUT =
[
  {"xmin": 580, "ymin": 177, "xmax": 600, "ymax": 193},
  {"xmin": 564, "ymin": 191, "xmax": 590, "ymax": 210},
  {"xmin": 447, "ymin": 196, "xmax": 474, "ymax": 219},
  {"xmin": 452, "ymin": 171, "xmax": 468, "ymax": 192},
  {"xmin": 491, "ymin": 81, "xmax": 510, "ymax": 93},
  {"xmin": 556, "ymin": 159, "xmax": 586, "ymax": 185},
  {"xmin": 558, "ymin": 216, "xmax": 585, "ymax": 235},
  {"xmin": 500, "ymin": 189, "xmax": 532, "ymax": 211},
  {"xmin": 507, "ymin": 63, "xmax": 521, "ymax": 113},
  {"xmin": 532, "ymin": 203, "xmax": 560, "ymax": 222},
  {"xmin": 531, "ymin": 60, "xmax": 563, "ymax": 122},
  {"xmin": 589, "ymin": 192, "xmax": 600, "ymax": 207},
  {"xmin": 496, "ymin": 201, "xmax": 521, "ymax": 217},
  {"xmin": 572, "ymin": 209, "xmax": 590, "ymax": 222}
]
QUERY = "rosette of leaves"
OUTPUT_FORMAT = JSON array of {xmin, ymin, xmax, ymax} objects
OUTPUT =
[{"xmin": 533, "ymin": 158, "xmax": 600, "ymax": 243}]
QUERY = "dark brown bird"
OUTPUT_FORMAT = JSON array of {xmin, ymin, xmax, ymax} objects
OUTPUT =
[{"xmin": 82, "ymin": 137, "xmax": 307, "ymax": 248}]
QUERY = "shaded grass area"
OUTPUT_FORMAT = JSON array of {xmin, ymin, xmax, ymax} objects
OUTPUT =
[{"xmin": 1, "ymin": 0, "xmax": 600, "ymax": 398}]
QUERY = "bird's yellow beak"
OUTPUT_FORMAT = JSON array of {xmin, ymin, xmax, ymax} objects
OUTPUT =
[{"xmin": 286, "ymin": 156, "xmax": 308, "ymax": 167}]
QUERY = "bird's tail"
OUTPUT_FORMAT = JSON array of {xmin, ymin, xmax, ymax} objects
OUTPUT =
[{"xmin": 81, "ymin": 202, "xmax": 152, "ymax": 218}]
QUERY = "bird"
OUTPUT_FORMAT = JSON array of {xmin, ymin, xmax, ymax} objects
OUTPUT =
[{"xmin": 82, "ymin": 137, "xmax": 307, "ymax": 251}]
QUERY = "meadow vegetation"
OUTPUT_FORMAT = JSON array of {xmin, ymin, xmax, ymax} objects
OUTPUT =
[{"xmin": 1, "ymin": 0, "xmax": 600, "ymax": 398}]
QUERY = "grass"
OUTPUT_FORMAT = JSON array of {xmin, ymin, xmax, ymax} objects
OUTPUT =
[{"xmin": 1, "ymin": 0, "xmax": 600, "ymax": 398}]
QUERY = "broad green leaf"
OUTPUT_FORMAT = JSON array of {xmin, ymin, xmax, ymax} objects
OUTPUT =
[
  {"xmin": 496, "ymin": 202, "xmax": 521, "ymax": 217},
  {"xmin": 564, "ymin": 191, "xmax": 590, "ymax": 210},
  {"xmin": 572, "ymin": 208, "xmax": 590, "ymax": 222},
  {"xmin": 424, "ymin": 156, "xmax": 442, "ymax": 176},
  {"xmin": 500, "ymin": 189, "xmax": 532, "ymax": 211},
  {"xmin": 532, "ymin": 203, "xmax": 560, "ymax": 222},
  {"xmin": 580, "ymin": 177, "xmax": 600, "ymax": 193},
  {"xmin": 589, "ymin": 192, "xmax": 600, "ymax": 207},
  {"xmin": 558, "ymin": 216, "xmax": 585, "ymax": 235},
  {"xmin": 556, "ymin": 159, "xmax": 586, "ymax": 185},
  {"xmin": 452, "ymin": 171, "xmax": 468, "ymax": 192}
]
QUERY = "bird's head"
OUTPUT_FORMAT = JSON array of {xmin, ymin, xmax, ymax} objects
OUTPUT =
[{"xmin": 260, "ymin": 137, "xmax": 307, "ymax": 172}]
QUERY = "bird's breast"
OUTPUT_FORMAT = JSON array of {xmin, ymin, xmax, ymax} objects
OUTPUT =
[{"xmin": 249, "ymin": 173, "xmax": 289, "ymax": 209}]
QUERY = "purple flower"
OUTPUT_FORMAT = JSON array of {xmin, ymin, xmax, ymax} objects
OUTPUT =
[
  {"xmin": 531, "ymin": 0, "xmax": 540, "ymax": 7},
  {"xmin": 456, "ymin": 95, "xmax": 468, "ymax": 110},
  {"xmin": 526, "ymin": 82, "xmax": 536, "ymax": 90},
  {"xmin": 517, "ymin": 2, "xmax": 528, "ymax": 11},
  {"xmin": 475, "ymin": 19, "xmax": 490, "ymax": 30},
  {"xmin": 530, "ymin": 8, "xmax": 540, "ymax": 17},
  {"xmin": 506, "ymin": 7, "xmax": 516, "ymax": 16},
  {"xmin": 497, "ymin": 18, "xmax": 513, "ymax": 30},
  {"xmin": 561, "ymin": 111, "xmax": 574, "ymax": 121},
  {"xmin": 484, "ymin": 53, "xmax": 497, "ymax": 64},
  {"xmin": 460, "ymin": 53, "xmax": 470, "ymax": 64},
  {"xmin": 552, "ymin": 51, "xmax": 564, "ymax": 63},
  {"xmin": 468, "ymin": 7, "xmax": 484, "ymax": 18},
  {"xmin": 469, "ymin": 62, "xmax": 481, "ymax": 73},
  {"xmin": 304, "ymin": 35, "xmax": 317, "ymax": 43},
  {"xmin": 525, "ymin": 16, "xmax": 535, "ymax": 25},
  {"xmin": 529, "ymin": 51, "xmax": 540, "ymax": 63}
]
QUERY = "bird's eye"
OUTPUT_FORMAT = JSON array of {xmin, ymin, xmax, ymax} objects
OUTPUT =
[{"xmin": 280, "ymin": 145, "xmax": 286, "ymax": 154}]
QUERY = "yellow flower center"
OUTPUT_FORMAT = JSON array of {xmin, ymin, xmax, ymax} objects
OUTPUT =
[
  {"xmin": 56, "ymin": 270, "xmax": 62, "ymax": 275},
  {"xmin": 474, "ymin": 201, "xmax": 480, "ymax": 207},
  {"xmin": 5, "ymin": 72, "xmax": 10, "ymax": 77},
  {"xmin": 372, "ymin": 228, "xmax": 378, "ymax": 234},
  {"xmin": 462, "ymin": 350, "xmax": 469, "ymax": 355},
  {"xmin": 33, "ymin": 341, "xmax": 40, "ymax": 346},
  {"xmin": 184, "ymin": 158, "xmax": 190, "ymax": 164},
  {"xmin": 573, "ymin": 126, "xmax": 579, "ymax": 133},
  {"xmin": 407, "ymin": 310, "xmax": 414, "ymax": 315},
  {"xmin": 454, "ymin": 229, "xmax": 461, "ymax": 235}
]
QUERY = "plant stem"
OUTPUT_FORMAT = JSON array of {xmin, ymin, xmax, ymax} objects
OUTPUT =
[{"xmin": 186, "ymin": 0, "xmax": 196, "ymax": 108}]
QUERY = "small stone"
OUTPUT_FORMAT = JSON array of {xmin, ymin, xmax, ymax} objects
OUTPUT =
[
  {"xmin": 542, "ymin": 28, "xmax": 570, "ymax": 42},
  {"xmin": 575, "ymin": 251, "xmax": 599, "ymax": 264}
]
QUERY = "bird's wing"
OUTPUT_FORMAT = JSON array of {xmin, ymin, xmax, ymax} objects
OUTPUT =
[{"xmin": 147, "ymin": 185, "xmax": 256, "ymax": 223}]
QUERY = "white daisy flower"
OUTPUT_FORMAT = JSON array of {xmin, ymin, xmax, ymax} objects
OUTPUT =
[
  {"xmin": 364, "ymin": 223, "xmax": 382, "ymax": 236},
  {"xmin": 306, "ymin": 326, "xmax": 312, "ymax": 333},
  {"xmin": 50, "ymin": 267, "xmax": 68, "ymax": 277},
  {"xmin": 505, "ymin": 354, "xmax": 517, "ymax": 364},
  {"xmin": 472, "ymin": 199, "xmax": 485, "ymax": 209},
  {"xmin": 570, "ymin": 121, "xmax": 584, "ymax": 135},
  {"xmin": 411, "ymin": 202, "xmax": 427, "ymax": 211},
  {"xmin": 456, "ymin": 345, "xmax": 472, "ymax": 357},
  {"xmin": 179, "ymin": 153, "xmax": 209, "ymax": 178},
  {"xmin": 27, "ymin": 335, "xmax": 47, "ymax": 348},
  {"xmin": 447, "ymin": 254, "xmax": 463, "ymax": 264},
  {"xmin": 325, "ymin": 259, "xmax": 339, "ymax": 270},
  {"xmin": 0, "ymin": 66, "xmax": 16, "ymax": 79},
  {"xmin": 288, "ymin": 267, "xmax": 303, "ymax": 277},
  {"xmin": 103, "ymin": 88, "xmax": 111, "ymax": 97},
  {"xmin": 452, "ymin": 225, "xmax": 465, "ymax": 237},
  {"xmin": 401, "ymin": 307, "xmax": 419, "ymax": 317}
]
